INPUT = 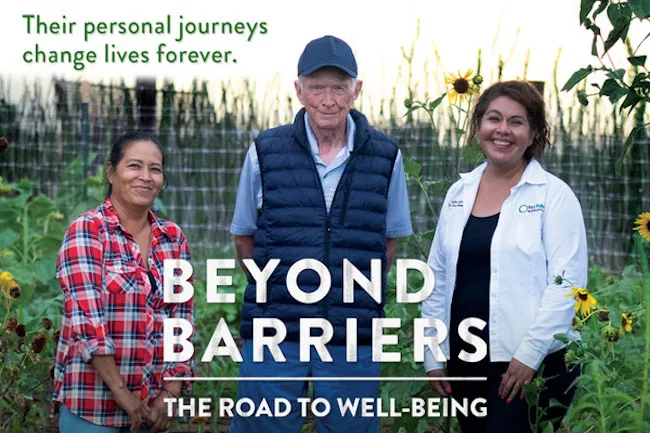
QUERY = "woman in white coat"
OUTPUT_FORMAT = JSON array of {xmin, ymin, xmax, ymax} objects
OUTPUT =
[{"xmin": 422, "ymin": 81, "xmax": 587, "ymax": 432}]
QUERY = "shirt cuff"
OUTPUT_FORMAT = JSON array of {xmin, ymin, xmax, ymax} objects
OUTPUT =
[
  {"xmin": 79, "ymin": 337, "xmax": 116, "ymax": 363},
  {"xmin": 513, "ymin": 342, "xmax": 547, "ymax": 371},
  {"xmin": 423, "ymin": 347, "xmax": 445, "ymax": 372},
  {"xmin": 386, "ymin": 225, "xmax": 414, "ymax": 238},
  {"xmin": 163, "ymin": 363, "xmax": 194, "ymax": 394},
  {"xmin": 230, "ymin": 223, "xmax": 256, "ymax": 236}
]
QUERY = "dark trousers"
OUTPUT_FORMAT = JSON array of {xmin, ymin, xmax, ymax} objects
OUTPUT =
[{"xmin": 447, "ymin": 349, "xmax": 579, "ymax": 433}]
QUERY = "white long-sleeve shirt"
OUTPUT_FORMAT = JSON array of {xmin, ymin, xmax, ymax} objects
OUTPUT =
[{"xmin": 422, "ymin": 159, "xmax": 587, "ymax": 372}]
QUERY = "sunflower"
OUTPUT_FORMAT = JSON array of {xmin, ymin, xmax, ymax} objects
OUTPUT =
[
  {"xmin": 445, "ymin": 69, "xmax": 479, "ymax": 105},
  {"xmin": 565, "ymin": 286, "xmax": 597, "ymax": 317},
  {"xmin": 0, "ymin": 271, "xmax": 20, "ymax": 300},
  {"xmin": 633, "ymin": 212, "xmax": 650, "ymax": 242},
  {"xmin": 620, "ymin": 312, "xmax": 634, "ymax": 334},
  {"xmin": 0, "ymin": 271, "xmax": 16, "ymax": 290}
]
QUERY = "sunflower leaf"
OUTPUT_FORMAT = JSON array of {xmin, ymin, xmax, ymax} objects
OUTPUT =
[
  {"xmin": 603, "ymin": 15, "xmax": 630, "ymax": 54},
  {"xmin": 577, "ymin": 90, "xmax": 589, "ymax": 106},
  {"xmin": 562, "ymin": 67, "xmax": 594, "ymax": 92},
  {"xmin": 554, "ymin": 333, "xmax": 570, "ymax": 344},
  {"xmin": 606, "ymin": 68, "xmax": 626, "ymax": 81},
  {"xmin": 615, "ymin": 126, "xmax": 647, "ymax": 175},
  {"xmin": 628, "ymin": 0, "xmax": 650, "ymax": 18},
  {"xmin": 631, "ymin": 73, "xmax": 648, "ymax": 87},
  {"xmin": 427, "ymin": 94, "xmax": 446, "ymax": 113},
  {"xmin": 542, "ymin": 422, "xmax": 555, "ymax": 433},
  {"xmin": 599, "ymin": 79, "xmax": 628, "ymax": 104},
  {"xmin": 619, "ymin": 91, "xmax": 643, "ymax": 113},
  {"xmin": 403, "ymin": 159, "xmax": 422, "ymax": 177},
  {"xmin": 593, "ymin": 0, "xmax": 609, "ymax": 19},
  {"xmin": 607, "ymin": 1, "xmax": 632, "ymax": 24},
  {"xmin": 621, "ymin": 264, "xmax": 638, "ymax": 279},
  {"xmin": 580, "ymin": 0, "xmax": 598, "ymax": 24},
  {"xmin": 0, "ymin": 229, "xmax": 19, "ymax": 250},
  {"xmin": 628, "ymin": 55, "xmax": 647, "ymax": 68}
]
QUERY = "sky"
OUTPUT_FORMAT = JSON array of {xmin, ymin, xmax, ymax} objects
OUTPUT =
[{"xmin": 2, "ymin": 0, "xmax": 648, "ymax": 106}]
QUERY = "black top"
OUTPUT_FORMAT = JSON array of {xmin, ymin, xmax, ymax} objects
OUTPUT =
[
  {"xmin": 147, "ymin": 270, "xmax": 157, "ymax": 292},
  {"xmin": 449, "ymin": 213, "xmax": 499, "ymax": 367}
]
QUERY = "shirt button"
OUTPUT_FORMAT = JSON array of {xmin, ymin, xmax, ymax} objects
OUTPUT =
[{"xmin": 492, "ymin": 293, "xmax": 497, "ymax": 298}]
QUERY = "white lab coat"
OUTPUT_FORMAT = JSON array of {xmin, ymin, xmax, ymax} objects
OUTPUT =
[{"xmin": 423, "ymin": 159, "xmax": 588, "ymax": 372}]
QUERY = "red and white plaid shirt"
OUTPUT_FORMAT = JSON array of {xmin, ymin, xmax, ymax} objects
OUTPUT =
[{"xmin": 54, "ymin": 199, "xmax": 194, "ymax": 427}]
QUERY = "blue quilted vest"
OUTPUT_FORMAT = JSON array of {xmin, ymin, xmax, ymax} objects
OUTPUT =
[{"xmin": 240, "ymin": 108, "xmax": 399, "ymax": 345}]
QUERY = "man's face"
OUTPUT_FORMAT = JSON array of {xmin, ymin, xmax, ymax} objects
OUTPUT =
[{"xmin": 295, "ymin": 67, "xmax": 362, "ymax": 133}]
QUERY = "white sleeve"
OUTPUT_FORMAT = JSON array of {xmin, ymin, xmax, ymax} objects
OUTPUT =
[
  {"xmin": 422, "ymin": 188, "xmax": 455, "ymax": 372},
  {"xmin": 513, "ymin": 185, "xmax": 588, "ymax": 370}
]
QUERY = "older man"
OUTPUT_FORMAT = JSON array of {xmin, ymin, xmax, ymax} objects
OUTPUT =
[{"xmin": 229, "ymin": 35, "xmax": 413, "ymax": 433}]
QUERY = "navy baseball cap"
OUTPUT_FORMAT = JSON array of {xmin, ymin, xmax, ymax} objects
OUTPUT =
[{"xmin": 297, "ymin": 35, "xmax": 357, "ymax": 78}]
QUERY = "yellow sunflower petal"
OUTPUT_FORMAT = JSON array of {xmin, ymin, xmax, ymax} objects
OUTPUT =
[
  {"xmin": 633, "ymin": 211, "xmax": 650, "ymax": 242},
  {"xmin": 448, "ymin": 90, "xmax": 458, "ymax": 105},
  {"xmin": 573, "ymin": 289, "xmax": 597, "ymax": 317}
]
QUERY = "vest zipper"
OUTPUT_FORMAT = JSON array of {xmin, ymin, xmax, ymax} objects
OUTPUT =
[
  {"xmin": 306, "ymin": 139, "xmax": 361, "ymax": 321},
  {"xmin": 324, "ymin": 214, "xmax": 331, "ymax": 319},
  {"xmin": 337, "ymin": 153, "xmax": 357, "ymax": 227},
  {"xmin": 304, "ymin": 148, "xmax": 332, "ymax": 320}
]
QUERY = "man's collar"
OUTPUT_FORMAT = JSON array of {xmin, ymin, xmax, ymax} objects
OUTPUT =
[{"xmin": 304, "ymin": 112, "xmax": 356, "ymax": 155}]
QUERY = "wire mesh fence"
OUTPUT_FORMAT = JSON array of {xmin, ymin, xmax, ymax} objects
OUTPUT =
[{"xmin": 0, "ymin": 79, "xmax": 648, "ymax": 274}]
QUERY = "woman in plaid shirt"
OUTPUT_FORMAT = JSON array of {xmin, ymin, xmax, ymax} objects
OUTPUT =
[{"xmin": 54, "ymin": 132, "xmax": 194, "ymax": 433}]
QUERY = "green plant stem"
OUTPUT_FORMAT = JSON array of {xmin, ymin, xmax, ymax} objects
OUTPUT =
[
  {"xmin": 634, "ymin": 32, "xmax": 650, "ymax": 55},
  {"xmin": 596, "ymin": 33, "xmax": 631, "ymax": 90},
  {"xmin": 528, "ymin": 389, "xmax": 542, "ymax": 432},
  {"xmin": 43, "ymin": 215, "xmax": 50, "ymax": 237},
  {"xmin": 416, "ymin": 179, "xmax": 437, "ymax": 218},
  {"xmin": 409, "ymin": 236, "xmax": 428, "ymax": 262},
  {"xmin": 423, "ymin": 101, "xmax": 447, "ymax": 176},
  {"xmin": 22, "ymin": 205, "xmax": 28, "ymax": 265},
  {"xmin": 596, "ymin": 377, "xmax": 608, "ymax": 433},
  {"xmin": 636, "ymin": 239, "xmax": 650, "ymax": 432},
  {"xmin": 455, "ymin": 104, "xmax": 463, "ymax": 178}
]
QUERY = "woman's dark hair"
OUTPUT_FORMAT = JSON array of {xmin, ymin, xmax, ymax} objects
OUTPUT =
[
  {"xmin": 105, "ymin": 131, "xmax": 165, "ymax": 198},
  {"xmin": 468, "ymin": 80, "xmax": 551, "ymax": 161}
]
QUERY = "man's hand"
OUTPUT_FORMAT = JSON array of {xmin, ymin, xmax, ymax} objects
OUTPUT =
[
  {"xmin": 234, "ymin": 235, "xmax": 254, "ymax": 275},
  {"xmin": 427, "ymin": 369, "xmax": 452, "ymax": 397},
  {"xmin": 146, "ymin": 393, "xmax": 171, "ymax": 433},
  {"xmin": 113, "ymin": 389, "xmax": 152, "ymax": 433},
  {"xmin": 386, "ymin": 238, "xmax": 397, "ymax": 272},
  {"xmin": 498, "ymin": 358, "xmax": 536, "ymax": 403}
]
